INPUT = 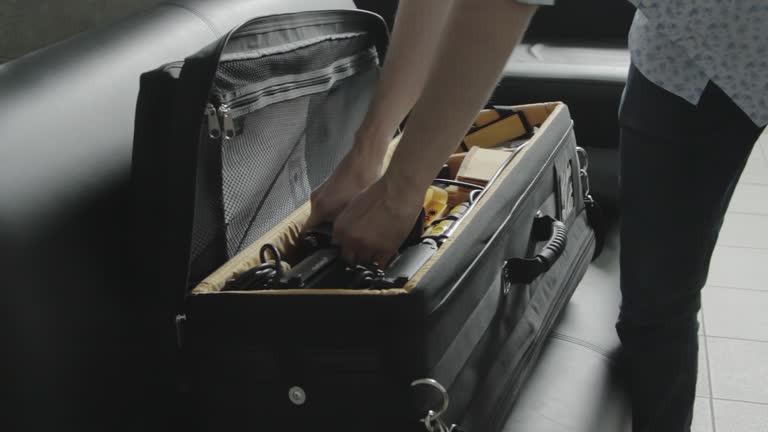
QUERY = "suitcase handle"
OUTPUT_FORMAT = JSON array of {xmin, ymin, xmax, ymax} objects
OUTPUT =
[{"xmin": 503, "ymin": 214, "xmax": 568, "ymax": 286}]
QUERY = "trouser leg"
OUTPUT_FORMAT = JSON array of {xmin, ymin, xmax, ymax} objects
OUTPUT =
[{"xmin": 617, "ymin": 65, "xmax": 763, "ymax": 432}]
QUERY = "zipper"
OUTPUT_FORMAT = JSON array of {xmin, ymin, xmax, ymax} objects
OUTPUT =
[
  {"xmin": 213, "ymin": 49, "xmax": 375, "ymax": 118},
  {"xmin": 228, "ymin": 11, "xmax": 374, "ymax": 40},
  {"xmin": 486, "ymin": 226, "xmax": 595, "ymax": 432},
  {"xmin": 205, "ymin": 103, "xmax": 222, "ymax": 140},
  {"xmin": 218, "ymin": 104, "xmax": 236, "ymax": 140},
  {"xmin": 203, "ymin": 49, "xmax": 376, "ymax": 141},
  {"xmin": 199, "ymin": 10, "xmax": 381, "ymax": 142},
  {"xmin": 204, "ymin": 102, "xmax": 235, "ymax": 141}
]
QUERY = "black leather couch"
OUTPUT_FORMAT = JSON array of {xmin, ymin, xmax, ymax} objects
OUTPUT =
[
  {"xmin": 1, "ymin": 1, "xmax": 629, "ymax": 431},
  {"xmin": 502, "ymin": 0, "xmax": 634, "ymax": 209}
]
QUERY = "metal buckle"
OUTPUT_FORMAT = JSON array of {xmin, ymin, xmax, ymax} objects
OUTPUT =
[
  {"xmin": 411, "ymin": 379, "xmax": 457, "ymax": 432},
  {"xmin": 575, "ymin": 146, "xmax": 594, "ymax": 204},
  {"xmin": 576, "ymin": 146, "xmax": 589, "ymax": 172},
  {"xmin": 579, "ymin": 168, "xmax": 591, "ymax": 198}
]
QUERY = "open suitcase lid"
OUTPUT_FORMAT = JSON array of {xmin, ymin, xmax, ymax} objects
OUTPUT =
[{"xmin": 161, "ymin": 10, "xmax": 390, "ymax": 301}]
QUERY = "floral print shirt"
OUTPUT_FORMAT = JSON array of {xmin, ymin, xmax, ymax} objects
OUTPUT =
[{"xmin": 628, "ymin": 1, "xmax": 768, "ymax": 126}]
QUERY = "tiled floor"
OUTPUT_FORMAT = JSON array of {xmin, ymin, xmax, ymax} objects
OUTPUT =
[{"xmin": 695, "ymin": 131, "xmax": 768, "ymax": 432}]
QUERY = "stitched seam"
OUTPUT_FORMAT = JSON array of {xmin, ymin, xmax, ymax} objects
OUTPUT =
[
  {"xmin": 550, "ymin": 332, "xmax": 615, "ymax": 361},
  {"xmin": 160, "ymin": 2, "xmax": 221, "ymax": 37}
]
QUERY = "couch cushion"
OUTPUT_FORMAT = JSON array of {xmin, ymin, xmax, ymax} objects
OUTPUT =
[
  {"xmin": 494, "ymin": 43, "xmax": 626, "ymax": 205},
  {"xmin": 165, "ymin": 0, "xmax": 356, "ymax": 35},
  {"xmin": 524, "ymin": 0, "xmax": 635, "ymax": 42},
  {"xmin": 0, "ymin": 2, "xmax": 355, "ymax": 431},
  {"xmin": 496, "ymin": 42, "xmax": 629, "ymax": 150},
  {"xmin": 0, "ymin": 7, "xmax": 217, "ymax": 432}
]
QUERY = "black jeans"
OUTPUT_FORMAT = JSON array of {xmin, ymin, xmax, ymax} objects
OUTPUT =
[{"xmin": 617, "ymin": 65, "xmax": 764, "ymax": 432}]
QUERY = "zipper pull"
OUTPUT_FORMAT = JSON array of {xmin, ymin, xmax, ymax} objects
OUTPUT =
[
  {"xmin": 219, "ymin": 104, "xmax": 236, "ymax": 140},
  {"xmin": 205, "ymin": 103, "xmax": 221, "ymax": 139}
]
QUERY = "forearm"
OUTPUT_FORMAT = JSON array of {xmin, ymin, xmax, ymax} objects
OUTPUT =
[
  {"xmin": 357, "ymin": 0, "xmax": 455, "ymax": 149},
  {"xmin": 386, "ymin": 0, "xmax": 536, "ymax": 190}
]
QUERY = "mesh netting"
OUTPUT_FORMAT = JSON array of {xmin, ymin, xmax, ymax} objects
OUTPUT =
[
  {"xmin": 213, "ymin": 34, "xmax": 373, "ymax": 101},
  {"xmin": 188, "ymin": 32, "xmax": 379, "ymax": 284}
]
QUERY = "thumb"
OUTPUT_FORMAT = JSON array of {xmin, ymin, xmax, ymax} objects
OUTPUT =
[
  {"xmin": 304, "ymin": 185, "xmax": 327, "ymax": 233},
  {"xmin": 303, "ymin": 210, "xmax": 321, "ymax": 234}
]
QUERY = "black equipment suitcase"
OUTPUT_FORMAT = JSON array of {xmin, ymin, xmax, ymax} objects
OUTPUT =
[{"xmin": 131, "ymin": 9, "xmax": 597, "ymax": 432}]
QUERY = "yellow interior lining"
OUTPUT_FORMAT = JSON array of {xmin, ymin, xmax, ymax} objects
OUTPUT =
[{"xmin": 191, "ymin": 102, "xmax": 562, "ymax": 296}]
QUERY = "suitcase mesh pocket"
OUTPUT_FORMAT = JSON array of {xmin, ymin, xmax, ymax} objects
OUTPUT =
[{"xmin": 188, "ymin": 32, "xmax": 380, "ymax": 285}]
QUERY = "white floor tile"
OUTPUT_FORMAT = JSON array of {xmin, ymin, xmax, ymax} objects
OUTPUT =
[
  {"xmin": 692, "ymin": 397, "xmax": 714, "ymax": 432},
  {"xmin": 707, "ymin": 246, "xmax": 768, "ymax": 291},
  {"xmin": 703, "ymin": 287, "xmax": 768, "ymax": 342},
  {"xmin": 718, "ymin": 213, "xmax": 768, "ymax": 249},
  {"xmin": 707, "ymin": 337, "xmax": 768, "ymax": 404},
  {"xmin": 740, "ymin": 147, "xmax": 768, "ymax": 185},
  {"xmin": 698, "ymin": 336, "xmax": 711, "ymax": 397},
  {"xmin": 757, "ymin": 131, "xmax": 768, "ymax": 164},
  {"xmin": 691, "ymin": 397, "xmax": 713, "ymax": 432},
  {"xmin": 730, "ymin": 184, "xmax": 768, "ymax": 215},
  {"xmin": 713, "ymin": 399, "xmax": 768, "ymax": 432}
]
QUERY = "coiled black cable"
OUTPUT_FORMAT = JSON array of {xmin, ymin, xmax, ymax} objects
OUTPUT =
[{"xmin": 222, "ymin": 244, "xmax": 283, "ymax": 291}]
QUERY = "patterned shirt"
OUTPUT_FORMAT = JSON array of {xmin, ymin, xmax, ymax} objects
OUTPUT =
[{"xmin": 627, "ymin": 1, "xmax": 768, "ymax": 126}]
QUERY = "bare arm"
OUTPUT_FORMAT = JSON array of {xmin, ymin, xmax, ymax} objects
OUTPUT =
[
  {"xmin": 356, "ymin": 0, "xmax": 456, "ymax": 156},
  {"xmin": 385, "ymin": 0, "xmax": 537, "ymax": 192},
  {"xmin": 305, "ymin": 0, "xmax": 455, "ymax": 228},
  {"xmin": 333, "ymin": 0, "xmax": 537, "ymax": 265}
]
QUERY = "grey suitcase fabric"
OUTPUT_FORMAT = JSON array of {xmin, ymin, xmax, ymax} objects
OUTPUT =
[{"xmin": 130, "ymin": 9, "xmax": 596, "ymax": 432}]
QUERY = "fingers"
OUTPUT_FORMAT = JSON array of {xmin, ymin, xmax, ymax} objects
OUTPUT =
[
  {"xmin": 372, "ymin": 250, "xmax": 395, "ymax": 270},
  {"xmin": 331, "ymin": 177, "xmax": 422, "ymax": 272},
  {"xmin": 305, "ymin": 185, "xmax": 334, "ymax": 232},
  {"xmin": 339, "ymin": 237, "xmax": 360, "ymax": 267},
  {"xmin": 334, "ymin": 222, "xmax": 361, "ymax": 266},
  {"xmin": 303, "ymin": 213, "xmax": 319, "ymax": 234},
  {"xmin": 335, "ymin": 222, "xmax": 397, "ymax": 269}
]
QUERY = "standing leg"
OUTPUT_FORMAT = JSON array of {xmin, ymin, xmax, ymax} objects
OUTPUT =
[{"xmin": 617, "ymin": 65, "xmax": 763, "ymax": 432}]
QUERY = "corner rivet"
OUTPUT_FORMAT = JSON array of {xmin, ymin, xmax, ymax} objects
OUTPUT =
[{"xmin": 289, "ymin": 386, "xmax": 306, "ymax": 406}]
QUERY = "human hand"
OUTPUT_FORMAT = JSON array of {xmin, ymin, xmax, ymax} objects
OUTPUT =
[
  {"xmin": 332, "ymin": 170, "xmax": 425, "ymax": 268},
  {"xmin": 305, "ymin": 132, "xmax": 389, "ymax": 230}
]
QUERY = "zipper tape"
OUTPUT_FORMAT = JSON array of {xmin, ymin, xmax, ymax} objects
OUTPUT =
[
  {"xmin": 217, "ymin": 47, "xmax": 377, "ymax": 115},
  {"xmin": 205, "ymin": 49, "xmax": 377, "ymax": 139},
  {"xmin": 219, "ymin": 31, "xmax": 366, "ymax": 63}
]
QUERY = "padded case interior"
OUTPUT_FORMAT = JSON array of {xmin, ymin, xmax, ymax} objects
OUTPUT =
[{"xmin": 192, "ymin": 102, "xmax": 564, "ymax": 295}]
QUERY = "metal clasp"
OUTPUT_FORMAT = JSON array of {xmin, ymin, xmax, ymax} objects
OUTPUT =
[
  {"xmin": 411, "ymin": 379, "xmax": 464, "ymax": 432},
  {"xmin": 576, "ymin": 146, "xmax": 589, "ymax": 172},
  {"xmin": 576, "ymin": 147, "xmax": 592, "ymax": 201},
  {"xmin": 579, "ymin": 168, "xmax": 591, "ymax": 198}
]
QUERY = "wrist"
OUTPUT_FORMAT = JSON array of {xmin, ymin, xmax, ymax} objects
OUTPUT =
[
  {"xmin": 381, "ymin": 159, "xmax": 432, "ymax": 206},
  {"xmin": 350, "ymin": 121, "xmax": 395, "ymax": 165},
  {"xmin": 357, "ymin": 118, "xmax": 395, "ymax": 145},
  {"xmin": 347, "ymin": 136, "xmax": 387, "ymax": 174}
]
